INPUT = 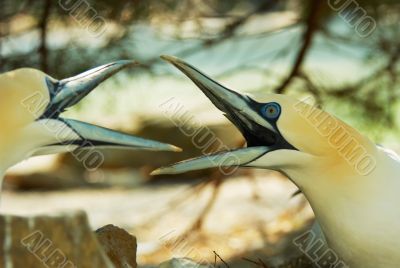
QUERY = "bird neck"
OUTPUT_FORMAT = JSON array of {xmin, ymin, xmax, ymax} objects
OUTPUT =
[
  {"xmin": 285, "ymin": 146, "xmax": 400, "ymax": 234},
  {"xmin": 0, "ymin": 127, "xmax": 41, "ymax": 174}
]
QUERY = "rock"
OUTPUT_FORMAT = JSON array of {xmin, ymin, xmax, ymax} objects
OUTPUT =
[
  {"xmin": 0, "ymin": 211, "xmax": 114, "ymax": 267},
  {"xmin": 159, "ymin": 258, "xmax": 210, "ymax": 268},
  {"xmin": 95, "ymin": 224, "xmax": 137, "ymax": 268}
]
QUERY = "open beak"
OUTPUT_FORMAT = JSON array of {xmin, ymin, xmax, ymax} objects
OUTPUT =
[
  {"xmin": 151, "ymin": 55, "xmax": 285, "ymax": 175},
  {"xmin": 35, "ymin": 61, "xmax": 181, "ymax": 155},
  {"xmin": 34, "ymin": 118, "xmax": 181, "ymax": 156}
]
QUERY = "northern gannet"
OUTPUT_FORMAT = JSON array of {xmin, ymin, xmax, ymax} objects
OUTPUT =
[
  {"xmin": 0, "ymin": 61, "xmax": 180, "ymax": 189},
  {"xmin": 152, "ymin": 56, "xmax": 400, "ymax": 268}
]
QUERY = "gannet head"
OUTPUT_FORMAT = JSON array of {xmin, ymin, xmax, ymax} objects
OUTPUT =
[
  {"xmin": 0, "ymin": 61, "xmax": 181, "ymax": 174},
  {"xmin": 153, "ymin": 56, "xmax": 378, "ymax": 198}
]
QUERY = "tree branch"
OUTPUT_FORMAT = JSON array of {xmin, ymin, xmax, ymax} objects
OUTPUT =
[
  {"xmin": 38, "ymin": 0, "xmax": 51, "ymax": 72},
  {"xmin": 274, "ymin": 0, "xmax": 322, "ymax": 94}
]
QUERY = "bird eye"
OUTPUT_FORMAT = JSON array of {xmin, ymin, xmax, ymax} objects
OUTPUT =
[{"xmin": 262, "ymin": 102, "xmax": 281, "ymax": 120}]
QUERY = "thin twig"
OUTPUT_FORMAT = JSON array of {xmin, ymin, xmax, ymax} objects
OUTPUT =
[
  {"xmin": 187, "ymin": 177, "xmax": 223, "ymax": 232},
  {"xmin": 274, "ymin": 0, "xmax": 322, "ymax": 94},
  {"xmin": 213, "ymin": 251, "xmax": 230, "ymax": 268},
  {"xmin": 243, "ymin": 257, "xmax": 269, "ymax": 268}
]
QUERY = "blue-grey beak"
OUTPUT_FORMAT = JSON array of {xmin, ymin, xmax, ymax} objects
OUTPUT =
[
  {"xmin": 151, "ymin": 55, "xmax": 277, "ymax": 175},
  {"xmin": 43, "ymin": 60, "xmax": 137, "ymax": 118},
  {"xmin": 35, "ymin": 61, "xmax": 181, "ymax": 155}
]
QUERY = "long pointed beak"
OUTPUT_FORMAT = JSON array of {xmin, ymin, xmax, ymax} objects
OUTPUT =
[
  {"xmin": 160, "ymin": 56, "xmax": 275, "ymax": 136},
  {"xmin": 151, "ymin": 147, "xmax": 270, "ymax": 175},
  {"xmin": 151, "ymin": 56, "xmax": 278, "ymax": 175},
  {"xmin": 160, "ymin": 56, "xmax": 254, "ymax": 117},
  {"xmin": 43, "ymin": 60, "xmax": 138, "ymax": 118},
  {"xmin": 64, "ymin": 119, "xmax": 181, "ymax": 152},
  {"xmin": 35, "ymin": 118, "xmax": 181, "ymax": 156}
]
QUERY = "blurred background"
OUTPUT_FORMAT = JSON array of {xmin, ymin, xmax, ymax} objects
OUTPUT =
[{"xmin": 1, "ymin": 0, "xmax": 400, "ymax": 266}]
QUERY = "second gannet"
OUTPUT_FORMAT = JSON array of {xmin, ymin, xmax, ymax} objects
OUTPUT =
[{"xmin": 153, "ymin": 55, "xmax": 400, "ymax": 268}]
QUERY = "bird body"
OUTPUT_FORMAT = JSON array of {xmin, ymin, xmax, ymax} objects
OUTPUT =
[
  {"xmin": 154, "ymin": 55, "xmax": 400, "ymax": 267},
  {"xmin": 278, "ymin": 146, "xmax": 400, "ymax": 267}
]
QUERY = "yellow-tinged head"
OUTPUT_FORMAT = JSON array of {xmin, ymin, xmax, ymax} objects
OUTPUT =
[
  {"xmin": 259, "ymin": 94, "xmax": 377, "ymax": 176},
  {"xmin": 0, "ymin": 68, "xmax": 49, "ymax": 138}
]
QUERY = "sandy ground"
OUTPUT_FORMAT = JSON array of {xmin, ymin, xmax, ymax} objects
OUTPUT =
[{"xmin": 0, "ymin": 171, "xmax": 314, "ymax": 267}]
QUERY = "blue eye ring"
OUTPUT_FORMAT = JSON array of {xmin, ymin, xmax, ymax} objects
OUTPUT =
[{"xmin": 262, "ymin": 102, "xmax": 281, "ymax": 120}]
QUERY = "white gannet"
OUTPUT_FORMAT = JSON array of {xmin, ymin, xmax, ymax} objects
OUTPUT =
[
  {"xmin": 0, "ymin": 61, "xmax": 181, "ymax": 189},
  {"xmin": 152, "ymin": 55, "xmax": 400, "ymax": 268}
]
